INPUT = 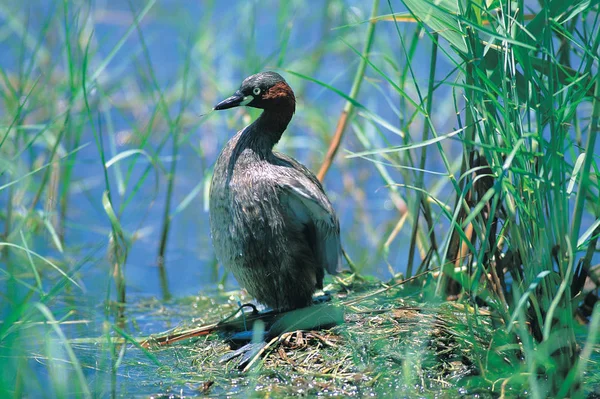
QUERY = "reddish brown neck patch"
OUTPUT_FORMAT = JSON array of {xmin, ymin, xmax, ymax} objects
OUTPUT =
[{"xmin": 263, "ymin": 81, "xmax": 296, "ymax": 105}]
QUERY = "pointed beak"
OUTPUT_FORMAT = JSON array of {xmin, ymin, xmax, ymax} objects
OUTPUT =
[{"xmin": 213, "ymin": 90, "xmax": 253, "ymax": 110}]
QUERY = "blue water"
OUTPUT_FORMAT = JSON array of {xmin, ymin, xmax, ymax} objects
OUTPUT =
[
  {"xmin": 2, "ymin": 0, "xmax": 442, "ymax": 301},
  {"xmin": 0, "ymin": 0, "xmax": 425, "ymax": 324},
  {"xmin": 2, "ymin": 0, "xmax": 598, "ymax": 320}
]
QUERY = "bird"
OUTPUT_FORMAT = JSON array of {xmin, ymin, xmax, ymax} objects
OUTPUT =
[{"xmin": 209, "ymin": 71, "xmax": 342, "ymax": 312}]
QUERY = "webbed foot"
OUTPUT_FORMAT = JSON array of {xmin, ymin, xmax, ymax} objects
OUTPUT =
[{"xmin": 219, "ymin": 341, "xmax": 267, "ymax": 369}]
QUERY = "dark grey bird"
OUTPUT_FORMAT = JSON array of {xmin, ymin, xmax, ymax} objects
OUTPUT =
[{"xmin": 209, "ymin": 71, "xmax": 342, "ymax": 311}]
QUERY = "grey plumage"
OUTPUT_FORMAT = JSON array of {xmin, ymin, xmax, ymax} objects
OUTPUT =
[{"xmin": 209, "ymin": 72, "xmax": 341, "ymax": 311}]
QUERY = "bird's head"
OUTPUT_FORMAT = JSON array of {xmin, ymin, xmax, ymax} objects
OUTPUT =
[{"xmin": 214, "ymin": 71, "xmax": 296, "ymax": 112}]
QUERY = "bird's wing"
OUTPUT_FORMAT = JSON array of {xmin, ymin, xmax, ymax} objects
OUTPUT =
[{"xmin": 274, "ymin": 155, "xmax": 342, "ymax": 275}]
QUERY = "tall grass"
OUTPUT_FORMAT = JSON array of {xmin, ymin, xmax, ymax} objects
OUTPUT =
[
  {"xmin": 352, "ymin": 0, "xmax": 600, "ymax": 396},
  {"xmin": 0, "ymin": 0, "xmax": 186, "ymax": 395},
  {"xmin": 0, "ymin": 1, "xmax": 384, "ymax": 396},
  {"xmin": 0, "ymin": 0, "xmax": 598, "ymax": 397}
]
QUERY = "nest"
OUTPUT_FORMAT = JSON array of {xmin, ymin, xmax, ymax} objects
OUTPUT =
[{"xmin": 140, "ymin": 275, "xmax": 500, "ymax": 397}]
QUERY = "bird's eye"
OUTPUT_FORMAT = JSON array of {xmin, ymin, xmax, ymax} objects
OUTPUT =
[{"xmin": 252, "ymin": 87, "xmax": 261, "ymax": 96}]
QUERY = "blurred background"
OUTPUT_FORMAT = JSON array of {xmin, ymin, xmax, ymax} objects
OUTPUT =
[
  {"xmin": 0, "ymin": 0, "xmax": 460, "ymax": 303},
  {"xmin": 3, "ymin": 2, "xmax": 451, "ymax": 393}
]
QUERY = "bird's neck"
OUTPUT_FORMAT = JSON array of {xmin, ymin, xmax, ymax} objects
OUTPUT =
[{"xmin": 245, "ymin": 104, "xmax": 295, "ymax": 154}]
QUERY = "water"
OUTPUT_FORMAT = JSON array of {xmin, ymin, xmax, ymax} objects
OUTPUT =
[
  {"xmin": 1, "ymin": 1, "xmax": 425, "ymax": 395},
  {"xmin": 1, "ymin": 0, "xmax": 437, "ymax": 301}
]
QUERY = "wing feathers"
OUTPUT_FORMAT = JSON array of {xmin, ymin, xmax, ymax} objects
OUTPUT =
[{"xmin": 280, "ymin": 180, "xmax": 342, "ymax": 275}]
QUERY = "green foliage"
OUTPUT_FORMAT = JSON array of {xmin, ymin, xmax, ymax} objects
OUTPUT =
[
  {"xmin": 390, "ymin": 0, "xmax": 600, "ymax": 396},
  {"xmin": 0, "ymin": 0, "xmax": 598, "ymax": 397}
]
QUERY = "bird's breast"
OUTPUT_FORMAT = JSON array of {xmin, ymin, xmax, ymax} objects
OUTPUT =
[{"xmin": 210, "ymin": 150, "xmax": 285, "ymax": 245}]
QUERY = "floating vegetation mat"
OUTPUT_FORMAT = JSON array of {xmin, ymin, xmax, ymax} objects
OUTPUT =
[{"xmin": 103, "ymin": 274, "xmax": 599, "ymax": 398}]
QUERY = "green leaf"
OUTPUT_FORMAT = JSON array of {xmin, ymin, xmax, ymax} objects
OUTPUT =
[
  {"xmin": 567, "ymin": 153, "xmax": 586, "ymax": 195},
  {"xmin": 577, "ymin": 219, "xmax": 600, "ymax": 249},
  {"xmin": 507, "ymin": 271, "xmax": 551, "ymax": 333},
  {"xmin": 402, "ymin": 0, "xmax": 468, "ymax": 53}
]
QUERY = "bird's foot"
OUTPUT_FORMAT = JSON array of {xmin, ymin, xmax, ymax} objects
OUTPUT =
[
  {"xmin": 219, "ymin": 341, "xmax": 267, "ymax": 369},
  {"xmin": 312, "ymin": 292, "xmax": 332, "ymax": 304}
]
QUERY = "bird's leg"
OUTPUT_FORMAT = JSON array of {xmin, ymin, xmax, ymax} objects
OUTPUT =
[
  {"xmin": 219, "ymin": 304, "xmax": 269, "ymax": 368},
  {"xmin": 219, "ymin": 341, "xmax": 267, "ymax": 368},
  {"xmin": 312, "ymin": 292, "xmax": 332, "ymax": 304}
]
